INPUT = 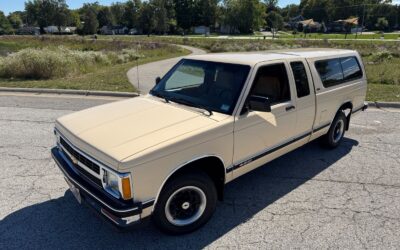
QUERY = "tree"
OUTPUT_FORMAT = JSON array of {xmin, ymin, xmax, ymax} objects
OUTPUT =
[
  {"xmin": 175, "ymin": 0, "xmax": 195, "ymax": 32},
  {"xmin": 0, "ymin": 11, "xmax": 14, "ymax": 34},
  {"xmin": 68, "ymin": 10, "xmax": 81, "ymax": 27},
  {"xmin": 123, "ymin": 0, "xmax": 142, "ymax": 29},
  {"xmin": 266, "ymin": 10, "xmax": 284, "ymax": 37},
  {"xmin": 153, "ymin": 0, "xmax": 169, "ymax": 34},
  {"xmin": 7, "ymin": 12, "xmax": 23, "ymax": 30},
  {"xmin": 110, "ymin": 2, "xmax": 125, "ymax": 25},
  {"xmin": 25, "ymin": 0, "xmax": 70, "ymax": 33},
  {"xmin": 223, "ymin": 0, "xmax": 266, "ymax": 34},
  {"xmin": 194, "ymin": 0, "xmax": 219, "ymax": 28},
  {"xmin": 376, "ymin": 17, "xmax": 389, "ymax": 32},
  {"xmin": 264, "ymin": 0, "xmax": 278, "ymax": 12},
  {"xmin": 81, "ymin": 7, "xmax": 99, "ymax": 34},
  {"xmin": 301, "ymin": 0, "xmax": 333, "ymax": 23},
  {"xmin": 281, "ymin": 4, "xmax": 300, "ymax": 21},
  {"xmin": 139, "ymin": 2, "xmax": 156, "ymax": 35},
  {"xmin": 97, "ymin": 7, "xmax": 115, "ymax": 27},
  {"xmin": 53, "ymin": 1, "xmax": 70, "ymax": 33}
]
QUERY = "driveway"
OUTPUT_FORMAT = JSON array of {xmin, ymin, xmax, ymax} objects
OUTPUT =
[
  {"xmin": 1, "ymin": 93, "xmax": 400, "ymax": 249},
  {"xmin": 127, "ymin": 45, "xmax": 206, "ymax": 94}
]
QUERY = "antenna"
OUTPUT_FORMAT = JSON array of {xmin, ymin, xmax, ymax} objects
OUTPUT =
[{"xmin": 136, "ymin": 57, "xmax": 140, "ymax": 94}]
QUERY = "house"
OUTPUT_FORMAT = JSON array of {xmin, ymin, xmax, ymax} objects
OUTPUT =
[
  {"xmin": 194, "ymin": 26, "xmax": 210, "ymax": 35},
  {"xmin": 288, "ymin": 15, "xmax": 305, "ymax": 29},
  {"xmin": 16, "ymin": 26, "xmax": 40, "ymax": 35},
  {"xmin": 129, "ymin": 28, "xmax": 138, "ymax": 35},
  {"xmin": 43, "ymin": 26, "xmax": 76, "ymax": 34},
  {"xmin": 297, "ymin": 19, "xmax": 323, "ymax": 33},
  {"xmin": 328, "ymin": 18, "xmax": 359, "ymax": 33},
  {"xmin": 100, "ymin": 25, "xmax": 129, "ymax": 35}
]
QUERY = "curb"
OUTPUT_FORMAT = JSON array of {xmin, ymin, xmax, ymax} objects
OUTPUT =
[
  {"xmin": 0, "ymin": 87, "xmax": 139, "ymax": 98},
  {"xmin": 367, "ymin": 101, "xmax": 400, "ymax": 109}
]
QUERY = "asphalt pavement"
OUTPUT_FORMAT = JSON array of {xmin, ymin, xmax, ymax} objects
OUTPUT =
[{"xmin": 1, "ymin": 93, "xmax": 399, "ymax": 249}]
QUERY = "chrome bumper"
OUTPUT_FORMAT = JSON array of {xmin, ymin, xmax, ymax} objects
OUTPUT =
[{"xmin": 51, "ymin": 147, "xmax": 154, "ymax": 228}]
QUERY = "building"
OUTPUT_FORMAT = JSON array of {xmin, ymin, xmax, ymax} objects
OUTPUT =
[
  {"xmin": 194, "ymin": 26, "xmax": 210, "ymax": 35},
  {"xmin": 43, "ymin": 26, "xmax": 76, "ymax": 34},
  {"xmin": 100, "ymin": 25, "xmax": 129, "ymax": 35},
  {"xmin": 16, "ymin": 26, "xmax": 40, "ymax": 35}
]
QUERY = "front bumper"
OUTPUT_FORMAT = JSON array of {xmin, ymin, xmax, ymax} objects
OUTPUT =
[{"xmin": 51, "ymin": 147, "xmax": 154, "ymax": 228}]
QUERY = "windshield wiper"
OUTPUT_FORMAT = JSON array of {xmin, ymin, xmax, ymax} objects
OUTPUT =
[
  {"xmin": 151, "ymin": 91, "xmax": 170, "ymax": 103},
  {"xmin": 168, "ymin": 96, "xmax": 213, "ymax": 116}
]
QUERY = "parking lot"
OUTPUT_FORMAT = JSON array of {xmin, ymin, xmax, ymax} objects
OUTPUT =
[{"xmin": 1, "ymin": 93, "xmax": 399, "ymax": 249}]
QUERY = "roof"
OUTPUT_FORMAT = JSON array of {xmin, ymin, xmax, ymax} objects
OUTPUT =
[
  {"xmin": 185, "ymin": 49, "xmax": 356, "ymax": 66},
  {"xmin": 335, "ymin": 17, "xmax": 359, "ymax": 25},
  {"xmin": 299, "ymin": 19, "xmax": 316, "ymax": 26}
]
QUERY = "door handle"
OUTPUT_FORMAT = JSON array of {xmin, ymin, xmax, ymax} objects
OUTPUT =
[{"xmin": 285, "ymin": 105, "xmax": 295, "ymax": 111}]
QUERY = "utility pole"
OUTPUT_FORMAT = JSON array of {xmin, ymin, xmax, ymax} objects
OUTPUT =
[{"xmin": 361, "ymin": 3, "xmax": 366, "ymax": 35}]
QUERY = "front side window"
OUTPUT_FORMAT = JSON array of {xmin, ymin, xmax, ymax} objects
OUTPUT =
[
  {"xmin": 151, "ymin": 59, "xmax": 250, "ymax": 115},
  {"xmin": 290, "ymin": 61, "xmax": 310, "ymax": 98},
  {"xmin": 250, "ymin": 63, "xmax": 291, "ymax": 105}
]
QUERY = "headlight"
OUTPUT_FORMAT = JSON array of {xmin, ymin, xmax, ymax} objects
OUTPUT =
[{"xmin": 102, "ymin": 168, "xmax": 132, "ymax": 200}]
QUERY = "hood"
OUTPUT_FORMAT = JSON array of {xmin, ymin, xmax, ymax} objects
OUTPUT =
[{"xmin": 56, "ymin": 96, "xmax": 218, "ymax": 162}]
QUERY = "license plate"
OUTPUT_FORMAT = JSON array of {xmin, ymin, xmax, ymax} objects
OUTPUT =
[{"xmin": 65, "ymin": 178, "xmax": 82, "ymax": 204}]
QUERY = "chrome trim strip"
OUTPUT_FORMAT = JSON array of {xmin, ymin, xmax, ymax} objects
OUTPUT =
[
  {"xmin": 55, "ymin": 148, "xmax": 140, "ymax": 214},
  {"xmin": 227, "ymin": 130, "xmax": 312, "ymax": 173},
  {"xmin": 312, "ymin": 122, "xmax": 331, "ymax": 133}
]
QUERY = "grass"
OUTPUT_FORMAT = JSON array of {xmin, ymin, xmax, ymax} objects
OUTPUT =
[
  {"xmin": 0, "ymin": 36, "xmax": 190, "ymax": 92},
  {"xmin": 367, "ymin": 84, "xmax": 400, "ymax": 102}
]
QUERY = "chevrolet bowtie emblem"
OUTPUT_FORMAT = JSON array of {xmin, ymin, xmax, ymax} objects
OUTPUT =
[{"xmin": 70, "ymin": 155, "xmax": 78, "ymax": 165}]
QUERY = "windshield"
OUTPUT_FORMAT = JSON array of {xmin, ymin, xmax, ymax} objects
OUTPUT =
[{"xmin": 150, "ymin": 59, "xmax": 250, "ymax": 115}]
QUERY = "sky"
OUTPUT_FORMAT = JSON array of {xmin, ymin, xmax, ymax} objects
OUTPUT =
[{"xmin": 1, "ymin": 0, "xmax": 300, "ymax": 15}]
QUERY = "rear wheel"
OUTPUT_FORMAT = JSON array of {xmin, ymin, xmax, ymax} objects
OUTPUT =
[
  {"xmin": 152, "ymin": 171, "xmax": 217, "ymax": 235},
  {"xmin": 321, "ymin": 112, "xmax": 347, "ymax": 148}
]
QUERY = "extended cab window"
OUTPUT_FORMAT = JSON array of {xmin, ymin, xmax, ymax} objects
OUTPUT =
[
  {"xmin": 250, "ymin": 63, "xmax": 291, "ymax": 105},
  {"xmin": 290, "ymin": 62, "xmax": 310, "ymax": 98},
  {"xmin": 341, "ymin": 57, "xmax": 363, "ymax": 81},
  {"xmin": 315, "ymin": 56, "xmax": 363, "ymax": 88}
]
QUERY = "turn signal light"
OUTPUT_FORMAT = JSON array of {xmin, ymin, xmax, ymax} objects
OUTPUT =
[{"xmin": 121, "ymin": 177, "xmax": 132, "ymax": 200}]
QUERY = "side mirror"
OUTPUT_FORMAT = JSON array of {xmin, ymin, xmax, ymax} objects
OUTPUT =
[
  {"xmin": 248, "ymin": 95, "xmax": 271, "ymax": 112},
  {"xmin": 155, "ymin": 76, "xmax": 161, "ymax": 85}
]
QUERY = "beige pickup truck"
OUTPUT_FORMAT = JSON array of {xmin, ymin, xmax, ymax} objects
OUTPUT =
[{"xmin": 52, "ymin": 49, "xmax": 367, "ymax": 234}]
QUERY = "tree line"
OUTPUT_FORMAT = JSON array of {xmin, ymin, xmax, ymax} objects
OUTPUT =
[{"xmin": 0, "ymin": 0, "xmax": 399, "ymax": 35}]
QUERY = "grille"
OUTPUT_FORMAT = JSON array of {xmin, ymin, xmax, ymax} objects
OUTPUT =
[{"xmin": 60, "ymin": 137, "xmax": 101, "ymax": 175}]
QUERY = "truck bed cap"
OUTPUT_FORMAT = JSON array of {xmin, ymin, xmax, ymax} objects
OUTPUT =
[{"xmin": 185, "ymin": 48, "xmax": 356, "ymax": 66}]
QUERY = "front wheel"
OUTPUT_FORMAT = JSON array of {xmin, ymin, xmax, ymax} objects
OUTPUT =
[
  {"xmin": 321, "ymin": 112, "xmax": 347, "ymax": 148},
  {"xmin": 152, "ymin": 171, "xmax": 217, "ymax": 235}
]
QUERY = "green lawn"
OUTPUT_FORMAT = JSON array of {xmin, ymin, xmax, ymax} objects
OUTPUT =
[{"xmin": 367, "ymin": 84, "xmax": 400, "ymax": 102}]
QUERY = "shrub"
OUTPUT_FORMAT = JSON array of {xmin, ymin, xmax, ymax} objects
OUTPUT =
[
  {"xmin": 0, "ymin": 47, "xmax": 141, "ymax": 79},
  {"xmin": 369, "ymin": 50, "xmax": 393, "ymax": 63}
]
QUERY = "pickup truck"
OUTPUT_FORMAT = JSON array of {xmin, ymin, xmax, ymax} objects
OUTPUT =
[{"xmin": 51, "ymin": 49, "xmax": 368, "ymax": 234}]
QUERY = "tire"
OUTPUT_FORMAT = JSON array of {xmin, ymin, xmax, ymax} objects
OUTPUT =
[
  {"xmin": 321, "ymin": 111, "xmax": 347, "ymax": 149},
  {"xmin": 152, "ymin": 170, "xmax": 217, "ymax": 235}
]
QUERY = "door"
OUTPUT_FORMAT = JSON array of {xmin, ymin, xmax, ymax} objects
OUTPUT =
[
  {"xmin": 287, "ymin": 60, "xmax": 316, "ymax": 137},
  {"xmin": 231, "ymin": 61, "xmax": 297, "ymax": 178}
]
